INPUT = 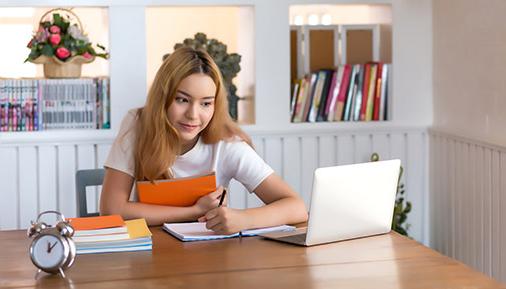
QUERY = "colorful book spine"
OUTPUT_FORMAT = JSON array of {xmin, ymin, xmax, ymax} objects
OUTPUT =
[
  {"xmin": 334, "ymin": 64, "xmax": 352, "ymax": 121},
  {"xmin": 365, "ymin": 64, "xmax": 377, "ymax": 121}
]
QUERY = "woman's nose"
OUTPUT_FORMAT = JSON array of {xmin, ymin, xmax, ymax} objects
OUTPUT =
[{"xmin": 185, "ymin": 103, "xmax": 198, "ymax": 119}]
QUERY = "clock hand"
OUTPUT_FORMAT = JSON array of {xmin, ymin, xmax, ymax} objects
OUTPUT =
[
  {"xmin": 48, "ymin": 241, "xmax": 57, "ymax": 253},
  {"xmin": 47, "ymin": 241, "xmax": 51, "ymax": 253}
]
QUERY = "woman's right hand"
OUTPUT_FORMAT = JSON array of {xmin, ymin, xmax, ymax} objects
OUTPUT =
[{"xmin": 193, "ymin": 186, "xmax": 226, "ymax": 216}]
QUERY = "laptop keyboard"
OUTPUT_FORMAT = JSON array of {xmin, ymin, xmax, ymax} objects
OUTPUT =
[{"xmin": 277, "ymin": 233, "xmax": 307, "ymax": 244}]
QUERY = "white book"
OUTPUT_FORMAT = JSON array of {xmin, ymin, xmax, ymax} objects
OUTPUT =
[
  {"xmin": 73, "ymin": 226, "xmax": 128, "ymax": 237},
  {"xmin": 73, "ymin": 232, "xmax": 131, "ymax": 243},
  {"xmin": 379, "ymin": 64, "xmax": 389, "ymax": 121},
  {"xmin": 163, "ymin": 222, "xmax": 296, "ymax": 242}
]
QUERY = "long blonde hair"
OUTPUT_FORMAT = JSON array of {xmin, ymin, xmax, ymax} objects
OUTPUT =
[{"xmin": 134, "ymin": 47, "xmax": 251, "ymax": 181}]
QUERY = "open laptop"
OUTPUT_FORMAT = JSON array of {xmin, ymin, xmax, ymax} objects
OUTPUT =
[{"xmin": 259, "ymin": 159, "xmax": 401, "ymax": 246}]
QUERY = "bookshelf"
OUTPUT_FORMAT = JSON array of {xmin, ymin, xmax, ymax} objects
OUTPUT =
[
  {"xmin": 0, "ymin": 0, "xmax": 433, "ymax": 140},
  {"xmin": 289, "ymin": 5, "xmax": 393, "ymax": 123}
]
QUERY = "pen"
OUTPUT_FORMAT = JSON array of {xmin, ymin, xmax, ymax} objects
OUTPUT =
[{"xmin": 218, "ymin": 189, "xmax": 226, "ymax": 207}]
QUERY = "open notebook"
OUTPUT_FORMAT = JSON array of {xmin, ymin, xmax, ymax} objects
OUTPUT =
[{"xmin": 163, "ymin": 222, "xmax": 295, "ymax": 242}]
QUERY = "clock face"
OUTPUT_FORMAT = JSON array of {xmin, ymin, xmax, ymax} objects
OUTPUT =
[{"xmin": 30, "ymin": 234, "xmax": 66, "ymax": 270}]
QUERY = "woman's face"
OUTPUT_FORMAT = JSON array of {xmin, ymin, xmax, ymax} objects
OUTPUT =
[{"xmin": 167, "ymin": 73, "xmax": 216, "ymax": 151}]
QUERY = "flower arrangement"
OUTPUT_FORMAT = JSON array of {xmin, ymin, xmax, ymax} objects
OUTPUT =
[{"xmin": 25, "ymin": 9, "xmax": 108, "ymax": 78}]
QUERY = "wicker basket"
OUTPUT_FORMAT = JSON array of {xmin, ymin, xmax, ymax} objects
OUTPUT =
[
  {"xmin": 32, "ymin": 55, "xmax": 95, "ymax": 78},
  {"xmin": 30, "ymin": 8, "xmax": 94, "ymax": 79}
]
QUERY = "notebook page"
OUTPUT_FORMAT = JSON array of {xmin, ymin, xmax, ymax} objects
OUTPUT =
[{"xmin": 163, "ymin": 222, "xmax": 295, "ymax": 241}]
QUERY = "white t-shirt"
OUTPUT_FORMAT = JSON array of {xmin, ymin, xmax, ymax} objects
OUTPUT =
[{"xmin": 104, "ymin": 109, "xmax": 274, "ymax": 200}]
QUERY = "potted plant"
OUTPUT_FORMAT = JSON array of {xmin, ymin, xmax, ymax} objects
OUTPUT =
[
  {"xmin": 370, "ymin": 153, "xmax": 412, "ymax": 236},
  {"xmin": 25, "ymin": 8, "xmax": 108, "ymax": 78},
  {"xmin": 164, "ymin": 33, "xmax": 241, "ymax": 120}
]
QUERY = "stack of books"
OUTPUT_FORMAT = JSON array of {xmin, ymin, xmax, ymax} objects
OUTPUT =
[{"xmin": 68, "ymin": 215, "xmax": 152, "ymax": 254}]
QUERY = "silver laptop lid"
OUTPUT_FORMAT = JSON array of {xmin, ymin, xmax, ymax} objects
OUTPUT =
[{"xmin": 305, "ymin": 159, "xmax": 401, "ymax": 246}]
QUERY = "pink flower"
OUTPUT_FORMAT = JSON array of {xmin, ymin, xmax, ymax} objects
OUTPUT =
[
  {"xmin": 49, "ymin": 25, "xmax": 61, "ymax": 34},
  {"xmin": 82, "ymin": 52, "xmax": 92, "ymax": 59},
  {"xmin": 35, "ymin": 27, "xmax": 49, "ymax": 42},
  {"xmin": 27, "ymin": 38, "xmax": 35, "ymax": 48},
  {"xmin": 55, "ymin": 47, "xmax": 71, "ymax": 60},
  {"xmin": 49, "ymin": 34, "xmax": 61, "ymax": 45}
]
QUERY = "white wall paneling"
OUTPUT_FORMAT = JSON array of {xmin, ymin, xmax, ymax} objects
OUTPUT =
[
  {"xmin": 0, "ymin": 147, "xmax": 18, "ymax": 229},
  {"xmin": 38, "ymin": 146, "xmax": 57, "ymax": 217},
  {"xmin": 18, "ymin": 147, "xmax": 38, "ymax": 229},
  {"xmin": 0, "ymin": 141, "xmax": 111, "ymax": 230},
  {"xmin": 0, "ymin": 127, "xmax": 428, "ymax": 247},
  {"xmin": 430, "ymin": 129, "xmax": 506, "ymax": 282}
]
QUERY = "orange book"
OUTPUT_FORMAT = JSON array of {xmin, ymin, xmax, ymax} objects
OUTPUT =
[
  {"xmin": 137, "ymin": 172, "xmax": 216, "ymax": 207},
  {"xmin": 68, "ymin": 215, "xmax": 125, "ymax": 231}
]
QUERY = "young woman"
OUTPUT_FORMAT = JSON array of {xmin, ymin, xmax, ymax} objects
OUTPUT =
[{"xmin": 100, "ymin": 47, "xmax": 308, "ymax": 234}]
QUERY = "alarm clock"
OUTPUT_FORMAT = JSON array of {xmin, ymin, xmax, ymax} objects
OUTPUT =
[{"xmin": 27, "ymin": 210, "xmax": 76, "ymax": 278}]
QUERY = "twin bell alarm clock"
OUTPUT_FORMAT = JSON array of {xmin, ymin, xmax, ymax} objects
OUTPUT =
[{"xmin": 27, "ymin": 210, "xmax": 76, "ymax": 278}]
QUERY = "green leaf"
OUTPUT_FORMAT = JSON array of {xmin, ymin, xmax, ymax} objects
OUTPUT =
[
  {"xmin": 61, "ymin": 21, "xmax": 69, "ymax": 32},
  {"xmin": 53, "ymin": 13, "xmax": 62, "ymax": 26},
  {"xmin": 41, "ymin": 44, "xmax": 54, "ymax": 56}
]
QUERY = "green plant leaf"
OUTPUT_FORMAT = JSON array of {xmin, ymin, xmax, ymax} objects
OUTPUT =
[
  {"xmin": 41, "ymin": 44, "xmax": 54, "ymax": 56},
  {"xmin": 53, "ymin": 13, "xmax": 63, "ymax": 26}
]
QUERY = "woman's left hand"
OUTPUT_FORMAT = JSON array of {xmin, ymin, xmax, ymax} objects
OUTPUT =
[{"xmin": 198, "ymin": 207, "xmax": 248, "ymax": 235}]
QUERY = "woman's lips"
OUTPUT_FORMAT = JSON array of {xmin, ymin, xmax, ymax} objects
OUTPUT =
[{"xmin": 179, "ymin": 123, "xmax": 199, "ymax": 132}]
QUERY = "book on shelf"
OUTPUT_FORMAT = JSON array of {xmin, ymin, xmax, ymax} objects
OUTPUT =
[
  {"xmin": 308, "ymin": 70, "xmax": 326, "ymax": 122},
  {"xmin": 301, "ymin": 73, "xmax": 318, "ymax": 122},
  {"xmin": 365, "ymin": 63, "xmax": 378, "ymax": 121},
  {"xmin": 343, "ymin": 64, "xmax": 359, "ymax": 121},
  {"xmin": 379, "ymin": 64, "xmax": 389, "ymax": 121},
  {"xmin": 291, "ymin": 76, "xmax": 309, "ymax": 122},
  {"xmin": 326, "ymin": 66, "xmax": 344, "ymax": 121},
  {"xmin": 0, "ymin": 77, "xmax": 110, "ymax": 132},
  {"xmin": 359, "ymin": 63, "xmax": 371, "ymax": 121},
  {"xmin": 290, "ymin": 81, "xmax": 300, "ymax": 121},
  {"xmin": 68, "ymin": 215, "xmax": 152, "ymax": 254},
  {"xmin": 291, "ymin": 62, "xmax": 390, "ymax": 123},
  {"xmin": 316, "ymin": 70, "xmax": 334, "ymax": 122},
  {"xmin": 334, "ymin": 64, "xmax": 352, "ymax": 121},
  {"xmin": 373, "ymin": 63, "xmax": 384, "ymax": 121},
  {"xmin": 163, "ymin": 222, "xmax": 296, "ymax": 242},
  {"xmin": 352, "ymin": 64, "xmax": 365, "ymax": 121},
  {"xmin": 322, "ymin": 69, "xmax": 338, "ymax": 120}
]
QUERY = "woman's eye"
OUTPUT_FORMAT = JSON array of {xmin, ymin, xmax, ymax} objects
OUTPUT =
[
  {"xmin": 176, "ymin": 97, "xmax": 188, "ymax": 103},
  {"xmin": 201, "ymin": 102, "xmax": 213, "ymax": 107}
]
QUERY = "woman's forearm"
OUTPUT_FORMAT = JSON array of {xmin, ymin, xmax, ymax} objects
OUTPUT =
[
  {"xmin": 101, "ymin": 201, "xmax": 201, "ymax": 226},
  {"xmin": 242, "ymin": 196, "xmax": 308, "ymax": 229}
]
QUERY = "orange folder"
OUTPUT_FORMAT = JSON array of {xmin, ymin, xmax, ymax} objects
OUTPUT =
[
  {"xmin": 68, "ymin": 215, "xmax": 125, "ymax": 230},
  {"xmin": 137, "ymin": 172, "xmax": 216, "ymax": 207}
]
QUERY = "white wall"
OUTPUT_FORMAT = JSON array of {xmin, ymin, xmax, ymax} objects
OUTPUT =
[
  {"xmin": 391, "ymin": 0, "xmax": 432, "ymax": 127},
  {"xmin": 433, "ymin": 0, "xmax": 506, "ymax": 147},
  {"xmin": 430, "ymin": 0, "xmax": 506, "ymax": 282}
]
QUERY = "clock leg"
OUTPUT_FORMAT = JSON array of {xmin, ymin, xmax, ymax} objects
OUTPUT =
[
  {"xmin": 34, "ymin": 269, "xmax": 41, "ymax": 279},
  {"xmin": 58, "ymin": 267, "xmax": 66, "ymax": 279}
]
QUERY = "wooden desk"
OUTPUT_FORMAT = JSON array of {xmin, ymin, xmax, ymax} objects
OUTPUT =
[{"xmin": 1, "ymin": 228, "xmax": 504, "ymax": 289}]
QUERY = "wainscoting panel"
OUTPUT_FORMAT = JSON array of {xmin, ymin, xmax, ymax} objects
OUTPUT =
[
  {"xmin": 430, "ymin": 130, "xmax": 506, "ymax": 282},
  {"xmin": 0, "ymin": 147, "xmax": 18, "ymax": 229},
  {"xmin": 0, "ymin": 127, "xmax": 428, "ymax": 245}
]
